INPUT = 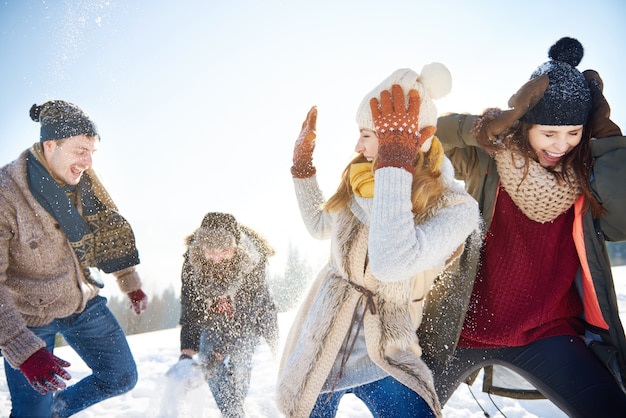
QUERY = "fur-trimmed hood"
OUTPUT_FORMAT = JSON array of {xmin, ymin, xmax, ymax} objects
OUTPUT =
[
  {"xmin": 178, "ymin": 221, "xmax": 279, "ymax": 355},
  {"xmin": 277, "ymin": 204, "xmax": 455, "ymax": 417},
  {"xmin": 184, "ymin": 224, "xmax": 275, "ymax": 300}
]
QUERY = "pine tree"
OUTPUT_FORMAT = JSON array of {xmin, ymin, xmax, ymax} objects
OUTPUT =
[{"xmin": 269, "ymin": 241, "xmax": 313, "ymax": 312}]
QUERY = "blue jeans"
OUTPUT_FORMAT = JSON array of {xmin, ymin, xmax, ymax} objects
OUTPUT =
[
  {"xmin": 309, "ymin": 376, "xmax": 435, "ymax": 418},
  {"xmin": 4, "ymin": 296, "xmax": 137, "ymax": 418},
  {"xmin": 199, "ymin": 330, "xmax": 257, "ymax": 418}
]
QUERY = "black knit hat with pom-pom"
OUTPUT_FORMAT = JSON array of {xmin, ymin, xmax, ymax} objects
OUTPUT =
[{"xmin": 521, "ymin": 37, "xmax": 592, "ymax": 126}]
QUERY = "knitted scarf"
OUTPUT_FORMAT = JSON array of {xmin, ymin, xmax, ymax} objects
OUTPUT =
[
  {"xmin": 27, "ymin": 144, "xmax": 139, "ymax": 287},
  {"xmin": 494, "ymin": 150, "xmax": 581, "ymax": 223},
  {"xmin": 349, "ymin": 162, "xmax": 374, "ymax": 198}
]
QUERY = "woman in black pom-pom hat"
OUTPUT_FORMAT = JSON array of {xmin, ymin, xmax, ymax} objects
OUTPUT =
[{"xmin": 422, "ymin": 37, "xmax": 626, "ymax": 417}]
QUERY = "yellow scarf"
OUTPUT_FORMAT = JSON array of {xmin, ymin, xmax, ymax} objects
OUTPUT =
[{"xmin": 350, "ymin": 162, "xmax": 375, "ymax": 198}]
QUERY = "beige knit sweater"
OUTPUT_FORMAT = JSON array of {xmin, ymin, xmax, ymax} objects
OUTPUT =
[{"xmin": 0, "ymin": 150, "xmax": 142, "ymax": 368}]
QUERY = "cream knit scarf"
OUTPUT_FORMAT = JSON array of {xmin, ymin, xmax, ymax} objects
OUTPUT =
[{"xmin": 494, "ymin": 150, "xmax": 581, "ymax": 223}]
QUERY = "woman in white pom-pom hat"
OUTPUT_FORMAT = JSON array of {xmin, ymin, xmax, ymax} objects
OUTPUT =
[{"xmin": 276, "ymin": 63, "xmax": 480, "ymax": 418}]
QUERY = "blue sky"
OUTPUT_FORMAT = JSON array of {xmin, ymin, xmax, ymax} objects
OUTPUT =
[{"xmin": 1, "ymin": 0, "xmax": 625, "ymax": 294}]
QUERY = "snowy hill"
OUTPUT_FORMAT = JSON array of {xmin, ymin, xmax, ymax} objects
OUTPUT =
[{"xmin": 2, "ymin": 266, "xmax": 625, "ymax": 417}]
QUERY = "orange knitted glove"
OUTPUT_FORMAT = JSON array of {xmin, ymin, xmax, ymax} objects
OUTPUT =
[
  {"xmin": 583, "ymin": 70, "xmax": 622, "ymax": 138},
  {"xmin": 369, "ymin": 85, "xmax": 435, "ymax": 174},
  {"xmin": 291, "ymin": 106, "xmax": 317, "ymax": 178}
]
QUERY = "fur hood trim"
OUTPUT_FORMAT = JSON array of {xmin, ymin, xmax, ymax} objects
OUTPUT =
[{"xmin": 185, "ymin": 225, "xmax": 274, "ymax": 300}]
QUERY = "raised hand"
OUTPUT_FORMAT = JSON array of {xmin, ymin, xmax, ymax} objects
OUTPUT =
[
  {"xmin": 583, "ymin": 69, "xmax": 622, "ymax": 139},
  {"xmin": 475, "ymin": 75, "xmax": 549, "ymax": 144},
  {"xmin": 370, "ymin": 84, "xmax": 435, "ymax": 173},
  {"xmin": 291, "ymin": 106, "xmax": 317, "ymax": 178}
]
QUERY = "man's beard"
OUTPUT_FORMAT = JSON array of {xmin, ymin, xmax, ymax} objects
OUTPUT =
[
  {"xmin": 205, "ymin": 257, "xmax": 239, "ymax": 278},
  {"xmin": 196, "ymin": 254, "xmax": 243, "ymax": 297}
]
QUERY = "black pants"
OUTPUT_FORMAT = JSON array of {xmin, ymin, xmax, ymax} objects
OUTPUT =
[{"xmin": 425, "ymin": 335, "xmax": 626, "ymax": 418}]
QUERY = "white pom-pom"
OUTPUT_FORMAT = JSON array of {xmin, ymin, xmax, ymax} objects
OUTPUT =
[{"xmin": 419, "ymin": 62, "xmax": 452, "ymax": 100}]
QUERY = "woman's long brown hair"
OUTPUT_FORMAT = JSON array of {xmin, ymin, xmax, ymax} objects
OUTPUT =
[{"xmin": 477, "ymin": 119, "xmax": 603, "ymax": 218}]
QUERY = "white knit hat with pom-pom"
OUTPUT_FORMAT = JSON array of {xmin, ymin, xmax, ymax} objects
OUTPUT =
[{"xmin": 355, "ymin": 63, "xmax": 452, "ymax": 152}]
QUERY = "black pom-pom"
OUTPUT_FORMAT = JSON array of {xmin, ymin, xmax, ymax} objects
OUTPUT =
[
  {"xmin": 548, "ymin": 37, "xmax": 584, "ymax": 67},
  {"xmin": 29, "ymin": 104, "xmax": 41, "ymax": 122}
]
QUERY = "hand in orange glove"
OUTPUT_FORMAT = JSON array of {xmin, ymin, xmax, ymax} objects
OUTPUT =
[
  {"xmin": 127, "ymin": 289, "xmax": 148, "ymax": 315},
  {"xmin": 369, "ymin": 84, "xmax": 435, "ymax": 174},
  {"xmin": 291, "ymin": 106, "xmax": 317, "ymax": 178},
  {"xmin": 583, "ymin": 69, "xmax": 622, "ymax": 139}
]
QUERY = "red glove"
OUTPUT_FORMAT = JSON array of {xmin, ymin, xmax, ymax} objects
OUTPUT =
[
  {"xmin": 211, "ymin": 296, "xmax": 235, "ymax": 319},
  {"xmin": 369, "ymin": 85, "xmax": 436, "ymax": 174},
  {"xmin": 291, "ymin": 106, "xmax": 317, "ymax": 178},
  {"xmin": 19, "ymin": 348, "xmax": 71, "ymax": 395},
  {"xmin": 127, "ymin": 289, "xmax": 148, "ymax": 315}
]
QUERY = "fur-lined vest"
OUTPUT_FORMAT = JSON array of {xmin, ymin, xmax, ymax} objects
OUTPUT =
[{"xmin": 277, "ymin": 168, "xmax": 474, "ymax": 417}]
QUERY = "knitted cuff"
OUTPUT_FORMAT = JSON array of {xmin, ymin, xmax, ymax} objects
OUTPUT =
[
  {"xmin": 1, "ymin": 328, "xmax": 46, "ymax": 369},
  {"xmin": 113, "ymin": 267, "xmax": 142, "ymax": 294},
  {"xmin": 291, "ymin": 164, "xmax": 316, "ymax": 179}
]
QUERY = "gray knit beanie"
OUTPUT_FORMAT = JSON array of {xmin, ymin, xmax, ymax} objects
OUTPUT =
[
  {"xmin": 30, "ymin": 100, "xmax": 99, "ymax": 143},
  {"xmin": 200, "ymin": 212, "xmax": 241, "ymax": 245}
]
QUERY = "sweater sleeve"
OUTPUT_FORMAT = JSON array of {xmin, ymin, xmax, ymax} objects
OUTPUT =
[
  {"xmin": 111, "ymin": 266, "xmax": 142, "ymax": 294},
  {"xmin": 0, "ymin": 290, "xmax": 46, "ymax": 368},
  {"xmin": 178, "ymin": 257, "xmax": 203, "ymax": 352},
  {"xmin": 250, "ymin": 263, "xmax": 279, "ymax": 353},
  {"xmin": 293, "ymin": 175, "xmax": 333, "ymax": 240},
  {"xmin": 368, "ymin": 166, "xmax": 479, "ymax": 282},
  {"xmin": 0, "ymin": 198, "xmax": 46, "ymax": 368}
]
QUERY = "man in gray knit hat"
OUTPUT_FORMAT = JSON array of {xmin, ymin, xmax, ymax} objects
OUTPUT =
[{"xmin": 0, "ymin": 100, "xmax": 148, "ymax": 417}]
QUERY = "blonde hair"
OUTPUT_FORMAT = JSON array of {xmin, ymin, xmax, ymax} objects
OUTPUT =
[{"xmin": 325, "ymin": 137, "xmax": 446, "ymax": 214}]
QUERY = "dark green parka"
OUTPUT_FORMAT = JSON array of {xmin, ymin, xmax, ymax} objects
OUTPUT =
[{"xmin": 419, "ymin": 113, "xmax": 626, "ymax": 389}]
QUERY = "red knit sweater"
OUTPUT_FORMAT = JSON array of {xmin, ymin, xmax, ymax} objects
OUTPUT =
[{"xmin": 458, "ymin": 187, "xmax": 584, "ymax": 348}]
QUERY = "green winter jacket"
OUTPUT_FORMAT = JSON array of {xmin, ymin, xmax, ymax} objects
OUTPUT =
[{"xmin": 418, "ymin": 113, "xmax": 626, "ymax": 389}]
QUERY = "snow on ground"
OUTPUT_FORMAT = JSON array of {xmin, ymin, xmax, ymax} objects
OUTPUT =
[{"xmin": 2, "ymin": 266, "xmax": 625, "ymax": 417}]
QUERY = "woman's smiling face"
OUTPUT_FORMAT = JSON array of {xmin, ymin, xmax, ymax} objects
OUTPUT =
[{"xmin": 528, "ymin": 124, "xmax": 584, "ymax": 168}]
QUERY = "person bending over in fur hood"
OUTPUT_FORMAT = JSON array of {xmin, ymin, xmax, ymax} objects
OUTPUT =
[
  {"xmin": 276, "ymin": 64, "xmax": 480, "ymax": 418},
  {"xmin": 174, "ymin": 212, "xmax": 278, "ymax": 418}
]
